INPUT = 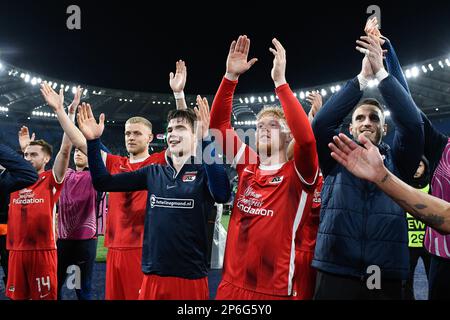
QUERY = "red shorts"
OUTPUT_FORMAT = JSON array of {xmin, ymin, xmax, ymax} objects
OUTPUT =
[
  {"xmin": 216, "ymin": 250, "xmax": 316, "ymax": 301},
  {"xmin": 291, "ymin": 249, "xmax": 317, "ymax": 300},
  {"xmin": 6, "ymin": 250, "xmax": 57, "ymax": 300},
  {"xmin": 106, "ymin": 247, "xmax": 144, "ymax": 300},
  {"xmin": 215, "ymin": 280, "xmax": 289, "ymax": 300},
  {"xmin": 138, "ymin": 274, "xmax": 209, "ymax": 300}
]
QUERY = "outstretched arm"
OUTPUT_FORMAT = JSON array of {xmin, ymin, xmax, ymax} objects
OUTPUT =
[
  {"xmin": 169, "ymin": 60, "xmax": 188, "ymax": 110},
  {"xmin": 209, "ymin": 35, "xmax": 258, "ymax": 169},
  {"xmin": 270, "ymin": 38, "xmax": 318, "ymax": 186},
  {"xmin": 195, "ymin": 96, "xmax": 231, "ymax": 203},
  {"xmin": 357, "ymin": 34, "xmax": 424, "ymax": 181},
  {"xmin": 0, "ymin": 144, "xmax": 38, "ymax": 193},
  {"xmin": 329, "ymin": 133, "xmax": 450, "ymax": 234},
  {"xmin": 77, "ymin": 104, "xmax": 147, "ymax": 192}
]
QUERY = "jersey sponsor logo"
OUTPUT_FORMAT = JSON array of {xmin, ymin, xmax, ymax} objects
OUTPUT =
[
  {"xmin": 12, "ymin": 188, "xmax": 44, "ymax": 205},
  {"xmin": 182, "ymin": 172, "xmax": 197, "ymax": 182},
  {"xmin": 243, "ymin": 168, "xmax": 254, "ymax": 174},
  {"xmin": 237, "ymin": 186, "xmax": 274, "ymax": 217},
  {"xmin": 269, "ymin": 176, "xmax": 284, "ymax": 184},
  {"xmin": 8, "ymin": 286, "xmax": 15, "ymax": 292},
  {"xmin": 166, "ymin": 185, "xmax": 177, "ymax": 190},
  {"xmin": 150, "ymin": 194, "xmax": 194, "ymax": 209}
]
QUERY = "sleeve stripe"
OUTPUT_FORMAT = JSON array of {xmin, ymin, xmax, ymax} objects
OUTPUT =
[{"xmin": 294, "ymin": 165, "xmax": 319, "ymax": 187}]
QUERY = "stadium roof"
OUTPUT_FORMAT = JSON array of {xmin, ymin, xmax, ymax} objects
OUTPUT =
[{"xmin": 0, "ymin": 53, "xmax": 449, "ymax": 129}]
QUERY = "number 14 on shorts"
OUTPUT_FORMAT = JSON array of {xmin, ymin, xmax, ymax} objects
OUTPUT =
[{"xmin": 36, "ymin": 276, "xmax": 51, "ymax": 298}]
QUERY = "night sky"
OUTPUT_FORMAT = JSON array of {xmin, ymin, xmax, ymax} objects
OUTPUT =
[{"xmin": 1, "ymin": 0, "xmax": 449, "ymax": 94}]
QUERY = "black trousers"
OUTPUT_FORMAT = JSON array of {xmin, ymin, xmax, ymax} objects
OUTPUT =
[
  {"xmin": 57, "ymin": 238, "xmax": 98, "ymax": 300},
  {"xmin": 313, "ymin": 270, "xmax": 405, "ymax": 300},
  {"xmin": 0, "ymin": 235, "xmax": 8, "ymax": 287},
  {"xmin": 428, "ymin": 254, "xmax": 450, "ymax": 300},
  {"xmin": 404, "ymin": 247, "xmax": 431, "ymax": 300}
]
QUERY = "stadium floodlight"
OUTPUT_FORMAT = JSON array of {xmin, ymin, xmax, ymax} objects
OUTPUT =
[
  {"xmin": 250, "ymin": 96, "xmax": 255, "ymax": 103},
  {"xmin": 258, "ymin": 96, "xmax": 263, "ymax": 103},
  {"xmin": 61, "ymin": 84, "xmax": 65, "ymax": 89},
  {"xmin": 52, "ymin": 83, "xmax": 57, "ymax": 89},
  {"xmin": 335, "ymin": 85, "xmax": 341, "ymax": 92},
  {"xmin": 152, "ymin": 101, "xmax": 156, "ymax": 104},
  {"xmin": 428, "ymin": 64, "xmax": 434, "ymax": 72},
  {"xmin": 263, "ymin": 96, "xmax": 268, "ymax": 103},
  {"xmin": 239, "ymin": 98, "xmax": 244, "ymax": 104},
  {"xmin": 130, "ymin": 99, "xmax": 133, "ymax": 102},
  {"xmin": 405, "ymin": 69, "xmax": 412, "ymax": 78},
  {"xmin": 0, "ymin": 62, "xmax": 3, "ymax": 70},
  {"xmin": 83, "ymin": 89, "xmax": 88, "ymax": 96},
  {"xmin": 20, "ymin": 73, "xmax": 25, "ymax": 79},
  {"xmin": 421, "ymin": 65, "xmax": 428, "ymax": 73},
  {"xmin": 435, "ymin": 108, "xmax": 439, "ymax": 112},
  {"xmin": 31, "ymin": 77, "xmax": 37, "ymax": 86},
  {"xmin": 321, "ymin": 89, "xmax": 327, "ymax": 96},
  {"xmin": 270, "ymin": 95, "xmax": 275, "ymax": 102},
  {"xmin": 158, "ymin": 101, "xmax": 161, "ymax": 104},
  {"xmin": 300, "ymin": 91, "xmax": 305, "ymax": 99},
  {"xmin": 119, "ymin": 98, "xmax": 123, "ymax": 102},
  {"xmin": 446, "ymin": 59, "xmax": 450, "ymax": 67},
  {"xmin": 411, "ymin": 67, "xmax": 419, "ymax": 78},
  {"xmin": 24, "ymin": 74, "xmax": 30, "ymax": 83},
  {"xmin": 37, "ymin": 78, "xmax": 42, "ymax": 84},
  {"xmin": 384, "ymin": 111, "xmax": 391, "ymax": 117},
  {"xmin": 439, "ymin": 61, "xmax": 444, "ymax": 68},
  {"xmin": 244, "ymin": 97, "xmax": 249, "ymax": 104},
  {"xmin": 72, "ymin": 86, "xmax": 77, "ymax": 94}
]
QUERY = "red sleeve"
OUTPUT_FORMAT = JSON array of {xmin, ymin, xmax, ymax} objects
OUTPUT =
[
  {"xmin": 276, "ymin": 84, "xmax": 319, "ymax": 189},
  {"xmin": 210, "ymin": 77, "xmax": 258, "ymax": 171}
]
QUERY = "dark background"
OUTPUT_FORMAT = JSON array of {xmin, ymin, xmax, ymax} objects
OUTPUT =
[{"xmin": 1, "ymin": 0, "xmax": 449, "ymax": 94}]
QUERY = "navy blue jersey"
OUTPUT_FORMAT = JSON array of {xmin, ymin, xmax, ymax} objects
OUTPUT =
[{"xmin": 87, "ymin": 138, "xmax": 230, "ymax": 279}]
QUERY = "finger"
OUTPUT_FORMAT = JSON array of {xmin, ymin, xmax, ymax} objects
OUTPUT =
[
  {"xmin": 243, "ymin": 37, "xmax": 250, "ymax": 56},
  {"xmin": 99, "ymin": 113, "xmax": 105, "ymax": 127},
  {"xmin": 31, "ymin": 133, "xmax": 35, "ymax": 141},
  {"xmin": 269, "ymin": 47, "xmax": 277, "ymax": 56},
  {"xmin": 338, "ymin": 133, "xmax": 359, "ymax": 151},
  {"xmin": 229, "ymin": 40, "xmax": 236, "ymax": 55},
  {"xmin": 87, "ymin": 103, "xmax": 94, "ymax": 119},
  {"xmin": 358, "ymin": 133, "xmax": 374, "ymax": 149},
  {"xmin": 236, "ymin": 35, "xmax": 245, "ymax": 53},
  {"xmin": 333, "ymin": 135, "xmax": 354, "ymax": 155},
  {"xmin": 329, "ymin": 142, "xmax": 348, "ymax": 161},
  {"xmin": 169, "ymin": 72, "xmax": 174, "ymax": 80},
  {"xmin": 247, "ymin": 58, "xmax": 258, "ymax": 68}
]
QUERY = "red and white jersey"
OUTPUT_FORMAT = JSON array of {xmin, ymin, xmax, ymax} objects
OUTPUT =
[
  {"xmin": 295, "ymin": 173, "xmax": 323, "ymax": 253},
  {"xmin": 222, "ymin": 145, "xmax": 318, "ymax": 296},
  {"xmin": 7, "ymin": 170, "xmax": 64, "ymax": 251},
  {"xmin": 104, "ymin": 151, "xmax": 166, "ymax": 248}
]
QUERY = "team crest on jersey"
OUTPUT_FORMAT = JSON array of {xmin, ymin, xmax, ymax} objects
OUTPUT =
[
  {"xmin": 8, "ymin": 286, "xmax": 15, "ymax": 292},
  {"xmin": 182, "ymin": 171, "xmax": 197, "ymax": 182},
  {"xmin": 269, "ymin": 176, "xmax": 284, "ymax": 184}
]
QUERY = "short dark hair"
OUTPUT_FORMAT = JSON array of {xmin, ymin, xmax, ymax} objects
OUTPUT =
[
  {"xmin": 167, "ymin": 109, "xmax": 198, "ymax": 132},
  {"xmin": 353, "ymin": 98, "xmax": 385, "ymax": 115},
  {"xmin": 29, "ymin": 140, "xmax": 53, "ymax": 157}
]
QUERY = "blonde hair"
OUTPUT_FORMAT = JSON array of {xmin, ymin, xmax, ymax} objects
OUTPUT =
[
  {"xmin": 125, "ymin": 117, "xmax": 152, "ymax": 131},
  {"xmin": 256, "ymin": 105, "xmax": 286, "ymax": 121}
]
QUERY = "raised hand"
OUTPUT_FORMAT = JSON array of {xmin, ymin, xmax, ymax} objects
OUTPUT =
[
  {"xmin": 269, "ymin": 38, "xmax": 287, "ymax": 87},
  {"xmin": 68, "ymin": 86, "xmax": 83, "ymax": 115},
  {"xmin": 226, "ymin": 35, "xmax": 258, "ymax": 80},
  {"xmin": 306, "ymin": 91, "xmax": 323, "ymax": 119},
  {"xmin": 328, "ymin": 133, "xmax": 385, "ymax": 183},
  {"xmin": 40, "ymin": 82, "xmax": 64, "ymax": 112},
  {"xmin": 365, "ymin": 17, "xmax": 385, "ymax": 45},
  {"xmin": 169, "ymin": 60, "xmax": 187, "ymax": 93},
  {"xmin": 356, "ymin": 34, "xmax": 384, "ymax": 74},
  {"xmin": 18, "ymin": 126, "xmax": 35, "ymax": 152},
  {"xmin": 77, "ymin": 103, "xmax": 105, "ymax": 140},
  {"xmin": 194, "ymin": 95, "xmax": 210, "ymax": 140}
]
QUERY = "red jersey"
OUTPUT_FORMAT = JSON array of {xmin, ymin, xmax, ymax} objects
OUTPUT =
[
  {"xmin": 7, "ymin": 170, "xmax": 63, "ymax": 251},
  {"xmin": 210, "ymin": 78, "xmax": 319, "ymax": 296},
  {"xmin": 104, "ymin": 151, "xmax": 166, "ymax": 248}
]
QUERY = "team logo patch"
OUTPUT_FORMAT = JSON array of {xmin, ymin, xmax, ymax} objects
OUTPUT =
[
  {"xmin": 8, "ymin": 286, "xmax": 15, "ymax": 292},
  {"xmin": 182, "ymin": 172, "xmax": 197, "ymax": 182},
  {"xmin": 269, "ymin": 176, "xmax": 284, "ymax": 184}
]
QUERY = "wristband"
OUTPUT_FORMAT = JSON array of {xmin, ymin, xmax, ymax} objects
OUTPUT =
[{"xmin": 173, "ymin": 91, "xmax": 185, "ymax": 100}]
